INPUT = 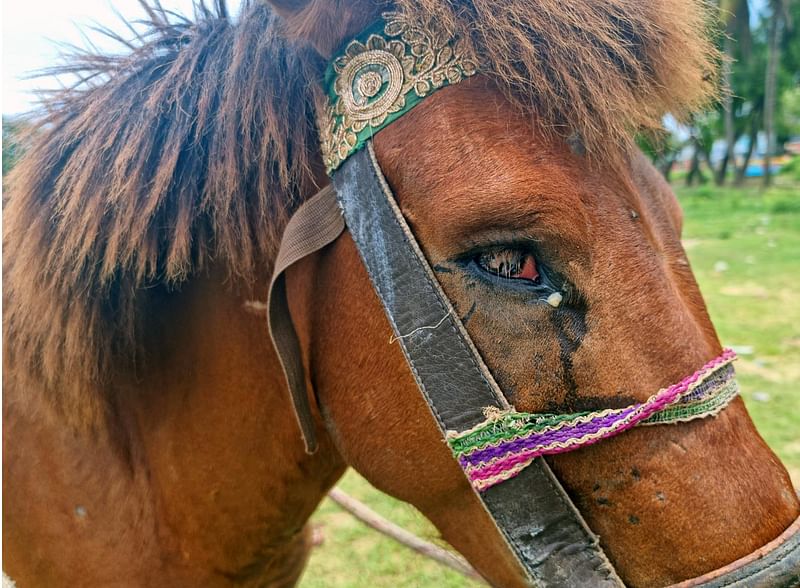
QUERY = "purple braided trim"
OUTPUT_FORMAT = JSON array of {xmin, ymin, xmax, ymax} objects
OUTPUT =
[
  {"xmin": 458, "ymin": 405, "xmax": 639, "ymax": 468},
  {"xmin": 463, "ymin": 349, "xmax": 737, "ymax": 490}
]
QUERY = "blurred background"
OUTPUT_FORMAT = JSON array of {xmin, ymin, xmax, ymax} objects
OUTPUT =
[
  {"xmin": 641, "ymin": 0, "xmax": 800, "ymax": 188},
  {"xmin": 2, "ymin": 1, "xmax": 799, "ymax": 586}
]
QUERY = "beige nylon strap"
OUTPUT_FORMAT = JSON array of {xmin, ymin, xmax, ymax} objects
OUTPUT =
[{"xmin": 267, "ymin": 185, "xmax": 345, "ymax": 453}]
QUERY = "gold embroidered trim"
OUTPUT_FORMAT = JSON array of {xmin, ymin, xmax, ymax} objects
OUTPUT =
[{"xmin": 319, "ymin": 12, "xmax": 479, "ymax": 173}]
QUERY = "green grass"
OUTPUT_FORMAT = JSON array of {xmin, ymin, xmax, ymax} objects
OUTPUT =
[
  {"xmin": 300, "ymin": 472, "xmax": 483, "ymax": 588},
  {"xmin": 300, "ymin": 184, "xmax": 800, "ymax": 587},
  {"xmin": 675, "ymin": 184, "xmax": 800, "ymax": 485}
]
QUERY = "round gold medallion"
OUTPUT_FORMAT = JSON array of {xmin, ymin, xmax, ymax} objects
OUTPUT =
[
  {"xmin": 339, "ymin": 49, "xmax": 404, "ymax": 122},
  {"xmin": 357, "ymin": 71, "xmax": 383, "ymax": 99}
]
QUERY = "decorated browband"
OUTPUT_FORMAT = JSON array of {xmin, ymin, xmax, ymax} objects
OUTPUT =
[{"xmin": 319, "ymin": 12, "xmax": 479, "ymax": 173}]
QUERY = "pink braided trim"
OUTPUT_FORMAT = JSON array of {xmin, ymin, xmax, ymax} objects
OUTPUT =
[{"xmin": 466, "ymin": 349, "xmax": 737, "ymax": 491}]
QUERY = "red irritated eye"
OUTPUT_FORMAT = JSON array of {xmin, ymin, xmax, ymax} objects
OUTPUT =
[{"xmin": 477, "ymin": 248, "xmax": 540, "ymax": 282}]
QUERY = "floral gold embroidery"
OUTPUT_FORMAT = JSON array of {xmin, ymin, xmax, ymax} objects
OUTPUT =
[{"xmin": 319, "ymin": 12, "xmax": 479, "ymax": 173}]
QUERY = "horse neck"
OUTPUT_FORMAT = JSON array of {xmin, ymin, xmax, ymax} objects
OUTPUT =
[{"xmin": 126, "ymin": 263, "xmax": 345, "ymax": 581}]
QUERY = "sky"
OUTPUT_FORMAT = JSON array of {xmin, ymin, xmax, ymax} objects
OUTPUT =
[{"xmin": 2, "ymin": 0, "xmax": 244, "ymax": 115}]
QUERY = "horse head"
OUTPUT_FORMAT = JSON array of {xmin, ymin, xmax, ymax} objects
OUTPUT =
[
  {"xmin": 3, "ymin": 1, "xmax": 798, "ymax": 586},
  {"xmin": 266, "ymin": 1, "xmax": 800, "ymax": 585}
]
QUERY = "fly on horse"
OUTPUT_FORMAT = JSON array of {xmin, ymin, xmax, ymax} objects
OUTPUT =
[{"xmin": 3, "ymin": 1, "xmax": 799, "ymax": 586}]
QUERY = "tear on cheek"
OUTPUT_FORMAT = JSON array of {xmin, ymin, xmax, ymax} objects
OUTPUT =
[{"xmin": 546, "ymin": 292, "xmax": 563, "ymax": 307}]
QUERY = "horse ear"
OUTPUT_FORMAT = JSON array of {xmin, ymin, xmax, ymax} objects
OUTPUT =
[{"xmin": 263, "ymin": 0, "xmax": 382, "ymax": 57}]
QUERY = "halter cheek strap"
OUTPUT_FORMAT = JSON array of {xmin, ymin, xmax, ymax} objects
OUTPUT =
[
  {"xmin": 269, "ymin": 145, "xmax": 625, "ymax": 585},
  {"xmin": 266, "ymin": 173, "xmax": 623, "ymax": 586}
]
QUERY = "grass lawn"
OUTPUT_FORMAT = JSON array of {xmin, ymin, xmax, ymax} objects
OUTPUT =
[
  {"xmin": 300, "ymin": 183, "xmax": 800, "ymax": 587},
  {"xmin": 675, "ymin": 183, "xmax": 800, "ymax": 486}
]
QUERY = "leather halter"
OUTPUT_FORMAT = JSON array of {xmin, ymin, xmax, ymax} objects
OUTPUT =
[
  {"xmin": 266, "ymin": 11, "xmax": 800, "ymax": 586},
  {"xmin": 267, "ymin": 146, "xmax": 800, "ymax": 586}
]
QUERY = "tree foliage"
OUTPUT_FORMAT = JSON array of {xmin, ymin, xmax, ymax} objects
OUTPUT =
[
  {"xmin": 673, "ymin": 0, "xmax": 799, "ymax": 185},
  {"xmin": 2, "ymin": 117, "xmax": 27, "ymax": 177}
]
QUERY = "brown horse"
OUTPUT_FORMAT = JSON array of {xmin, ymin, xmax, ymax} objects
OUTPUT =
[{"xmin": 3, "ymin": 1, "xmax": 798, "ymax": 586}]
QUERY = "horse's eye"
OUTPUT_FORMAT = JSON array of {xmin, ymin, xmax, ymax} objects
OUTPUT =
[{"xmin": 476, "ymin": 248, "xmax": 539, "ymax": 282}]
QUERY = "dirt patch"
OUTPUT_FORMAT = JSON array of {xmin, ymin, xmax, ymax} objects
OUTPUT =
[
  {"xmin": 736, "ymin": 358, "xmax": 800, "ymax": 384},
  {"xmin": 720, "ymin": 283, "xmax": 770, "ymax": 299},
  {"xmin": 681, "ymin": 238, "xmax": 703, "ymax": 250}
]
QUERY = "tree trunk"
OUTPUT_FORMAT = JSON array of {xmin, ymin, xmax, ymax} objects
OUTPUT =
[
  {"xmin": 715, "ymin": 151, "xmax": 731, "ymax": 186},
  {"xmin": 661, "ymin": 155, "xmax": 676, "ymax": 183},
  {"xmin": 763, "ymin": 3, "xmax": 782, "ymax": 187},
  {"xmin": 686, "ymin": 136, "xmax": 707, "ymax": 186},
  {"xmin": 719, "ymin": 35, "xmax": 737, "ymax": 186},
  {"xmin": 735, "ymin": 119, "xmax": 758, "ymax": 186}
]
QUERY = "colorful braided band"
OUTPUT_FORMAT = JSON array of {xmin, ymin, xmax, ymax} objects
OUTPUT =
[{"xmin": 447, "ymin": 349, "xmax": 739, "ymax": 492}]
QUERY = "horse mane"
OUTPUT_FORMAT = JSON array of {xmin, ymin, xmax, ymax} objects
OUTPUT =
[
  {"xmin": 4, "ymin": 0, "xmax": 718, "ymax": 431},
  {"xmin": 3, "ymin": 0, "xmax": 323, "ymax": 429}
]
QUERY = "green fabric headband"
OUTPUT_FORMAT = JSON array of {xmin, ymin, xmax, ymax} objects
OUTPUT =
[{"xmin": 319, "ymin": 12, "xmax": 479, "ymax": 174}]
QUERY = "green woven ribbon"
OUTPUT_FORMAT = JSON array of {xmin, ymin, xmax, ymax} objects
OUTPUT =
[{"xmin": 318, "ymin": 12, "xmax": 479, "ymax": 173}]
